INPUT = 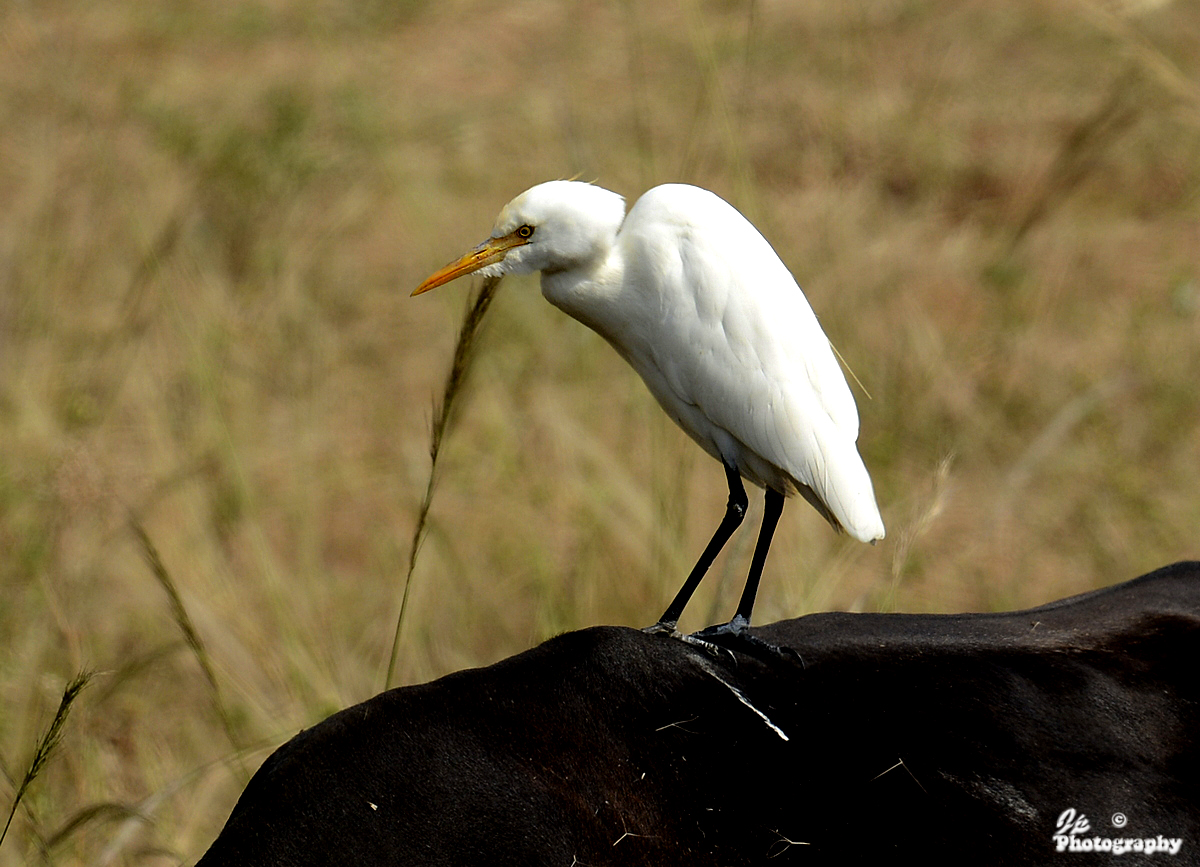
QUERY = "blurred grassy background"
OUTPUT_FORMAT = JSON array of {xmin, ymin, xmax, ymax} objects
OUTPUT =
[{"xmin": 1, "ymin": 0, "xmax": 1197, "ymax": 862}]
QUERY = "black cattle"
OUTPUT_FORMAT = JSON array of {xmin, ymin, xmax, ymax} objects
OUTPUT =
[{"xmin": 196, "ymin": 562, "xmax": 1200, "ymax": 866}]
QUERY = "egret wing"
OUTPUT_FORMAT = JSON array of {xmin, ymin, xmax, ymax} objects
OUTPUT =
[{"xmin": 620, "ymin": 186, "xmax": 883, "ymax": 541}]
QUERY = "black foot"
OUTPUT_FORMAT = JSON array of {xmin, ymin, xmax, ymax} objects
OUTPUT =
[
  {"xmin": 642, "ymin": 620, "xmax": 681, "ymax": 638},
  {"xmin": 689, "ymin": 616, "xmax": 805, "ymax": 667},
  {"xmin": 643, "ymin": 620, "xmax": 743, "ymax": 664}
]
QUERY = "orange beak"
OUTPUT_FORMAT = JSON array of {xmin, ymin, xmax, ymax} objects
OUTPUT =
[{"xmin": 412, "ymin": 231, "xmax": 530, "ymax": 296}]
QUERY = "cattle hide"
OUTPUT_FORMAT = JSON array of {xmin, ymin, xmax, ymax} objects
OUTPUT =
[{"xmin": 196, "ymin": 561, "xmax": 1200, "ymax": 866}]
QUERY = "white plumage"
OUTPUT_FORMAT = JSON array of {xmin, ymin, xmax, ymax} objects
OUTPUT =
[{"xmin": 415, "ymin": 180, "xmax": 883, "ymax": 637}]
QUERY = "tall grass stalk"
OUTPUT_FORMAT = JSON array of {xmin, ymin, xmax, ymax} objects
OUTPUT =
[
  {"xmin": 130, "ymin": 521, "xmax": 248, "ymax": 780},
  {"xmin": 0, "ymin": 671, "xmax": 92, "ymax": 853},
  {"xmin": 385, "ymin": 276, "xmax": 503, "ymax": 690}
]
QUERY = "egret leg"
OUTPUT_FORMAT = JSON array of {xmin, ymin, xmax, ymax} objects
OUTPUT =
[
  {"xmin": 689, "ymin": 489, "xmax": 803, "ymax": 665},
  {"xmin": 732, "ymin": 487, "xmax": 785, "ymax": 626},
  {"xmin": 647, "ymin": 464, "xmax": 746, "ymax": 633}
]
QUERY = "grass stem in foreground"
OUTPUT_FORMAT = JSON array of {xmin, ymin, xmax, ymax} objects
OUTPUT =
[
  {"xmin": 130, "ymin": 520, "xmax": 248, "ymax": 781},
  {"xmin": 0, "ymin": 671, "xmax": 92, "ymax": 853},
  {"xmin": 386, "ymin": 276, "xmax": 502, "ymax": 690}
]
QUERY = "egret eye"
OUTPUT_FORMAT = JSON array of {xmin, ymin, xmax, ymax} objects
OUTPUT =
[{"xmin": 416, "ymin": 181, "xmax": 884, "ymax": 644}]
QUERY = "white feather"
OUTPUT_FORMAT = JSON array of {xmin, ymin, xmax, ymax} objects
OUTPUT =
[{"xmin": 418, "ymin": 180, "xmax": 885, "ymax": 545}]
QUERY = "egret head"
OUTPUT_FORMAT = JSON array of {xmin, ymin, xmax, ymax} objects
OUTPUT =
[{"xmin": 413, "ymin": 181, "xmax": 626, "ymax": 295}]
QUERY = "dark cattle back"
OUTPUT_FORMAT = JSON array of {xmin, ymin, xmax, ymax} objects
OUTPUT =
[{"xmin": 197, "ymin": 561, "xmax": 1200, "ymax": 866}]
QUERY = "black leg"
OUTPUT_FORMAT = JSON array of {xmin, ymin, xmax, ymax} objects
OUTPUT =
[
  {"xmin": 732, "ymin": 487, "xmax": 785, "ymax": 626},
  {"xmin": 647, "ymin": 463, "xmax": 746, "ymax": 632},
  {"xmin": 689, "ymin": 489, "xmax": 803, "ymax": 666}
]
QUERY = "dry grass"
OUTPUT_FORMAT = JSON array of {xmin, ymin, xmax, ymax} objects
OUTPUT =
[{"xmin": 1, "ymin": 0, "xmax": 1198, "ymax": 863}]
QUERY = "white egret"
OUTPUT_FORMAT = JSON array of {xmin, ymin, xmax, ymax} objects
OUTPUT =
[{"xmin": 414, "ymin": 181, "xmax": 884, "ymax": 644}]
